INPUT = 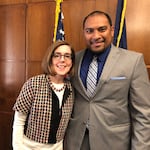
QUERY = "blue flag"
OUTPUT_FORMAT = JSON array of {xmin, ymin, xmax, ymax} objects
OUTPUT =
[{"xmin": 113, "ymin": 0, "xmax": 127, "ymax": 49}]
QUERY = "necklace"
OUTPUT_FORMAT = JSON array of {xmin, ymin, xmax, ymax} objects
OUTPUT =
[{"xmin": 49, "ymin": 80, "xmax": 66, "ymax": 92}]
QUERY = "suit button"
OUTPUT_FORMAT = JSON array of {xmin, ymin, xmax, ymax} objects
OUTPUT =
[{"xmin": 83, "ymin": 119, "xmax": 89, "ymax": 129}]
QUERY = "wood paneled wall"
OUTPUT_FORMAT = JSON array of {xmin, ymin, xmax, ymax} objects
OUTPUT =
[
  {"xmin": 0, "ymin": 4, "xmax": 26, "ymax": 150},
  {"xmin": 0, "ymin": 0, "xmax": 149, "ymax": 149},
  {"xmin": 0, "ymin": 1, "xmax": 55, "ymax": 149}
]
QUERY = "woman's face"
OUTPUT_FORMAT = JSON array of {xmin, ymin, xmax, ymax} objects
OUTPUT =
[{"xmin": 52, "ymin": 45, "xmax": 72, "ymax": 77}]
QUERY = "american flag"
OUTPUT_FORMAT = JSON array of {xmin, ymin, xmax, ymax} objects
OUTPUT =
[
  {"xmin": 56, "ymin": 9, "xmax": 65, "ymax": 41},
  {"xmin": 53, "ymin": 1, "xmax": 65, "ymax": 42}
]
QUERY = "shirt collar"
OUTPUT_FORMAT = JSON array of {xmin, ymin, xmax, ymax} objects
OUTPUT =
[{"xmin": 86, "ymin": 45, "xmax": 111, "ymax": 62}]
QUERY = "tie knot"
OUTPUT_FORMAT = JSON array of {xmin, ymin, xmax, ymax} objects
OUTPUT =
[{"xmin": 92, "ymin": 55, "xmax": 98, "ymax": 62}]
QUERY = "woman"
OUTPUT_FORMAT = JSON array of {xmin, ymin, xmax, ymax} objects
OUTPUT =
[{"xmin": 12, "ymin": 40, "xmax": 75, "ymax": 150}]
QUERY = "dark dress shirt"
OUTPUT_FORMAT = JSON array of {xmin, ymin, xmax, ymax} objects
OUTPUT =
[{"xmin": 80, "ymin": 46, "xmax": 111, "ymax": 88}]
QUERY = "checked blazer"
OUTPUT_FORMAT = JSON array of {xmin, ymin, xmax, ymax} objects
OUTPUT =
[{"xmin": 13, "ymin": 74, "xmax": 74, "ymax": 144}]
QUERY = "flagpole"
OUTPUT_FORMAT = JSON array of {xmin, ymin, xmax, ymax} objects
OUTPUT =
[{"xmin": 53, "ymin": 0, "xmax": 63, "ymax": 42}]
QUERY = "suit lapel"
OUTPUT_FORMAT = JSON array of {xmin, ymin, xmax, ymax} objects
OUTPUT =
[
  {"xmin": 96, "ymin": 45, "xmax": 121, "ymax": 89},
  {"xmin": 73, "ymin": 45, "xmax": 121, "ymax": 99},
  {"xmin": 73, "ymin": 50, "xmax": 89, "ymax": 99}
]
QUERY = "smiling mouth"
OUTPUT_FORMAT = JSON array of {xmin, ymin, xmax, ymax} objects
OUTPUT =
[
  {"xmin": 91, "ymin": 38, "xmax": 104, "ymax": 45},
  {"xmin": 57, "ymin": 63, "xmax": 69, "ymax": 70},
  {"xmin": 57, "ymin": 65, "xmax": 65, "ymax": 69},
  {"xmin": 91, "ymin": 41, "xmax": 104, "ymax": 48}
]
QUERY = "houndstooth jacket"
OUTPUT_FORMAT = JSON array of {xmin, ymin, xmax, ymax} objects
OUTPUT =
[{"xmin": 13, "ymin": 74, "xmax": 74, "ymax": 144}]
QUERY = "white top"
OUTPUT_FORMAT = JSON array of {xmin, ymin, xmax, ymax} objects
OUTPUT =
[
  {"xmin": 12, "ymin": 112, "xmax": 63, "ymax": 150},
  {"xmin": 52, "ymin": 82, "xmax": 65, "ymax": 108}
]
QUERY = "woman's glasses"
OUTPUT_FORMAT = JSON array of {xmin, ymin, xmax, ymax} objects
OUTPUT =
[{"xmin": 53, "ymin": 53, "xmax": 72, "ymax": 61}]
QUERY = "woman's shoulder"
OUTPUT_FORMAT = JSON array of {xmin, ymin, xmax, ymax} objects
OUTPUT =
[
  {"xmin": 27, "ymin": 74, "xmax": 46, "ymax": 81},
  {"xmin": 23, "ymin": 74, "xmax": 47, "ymax": 88}
]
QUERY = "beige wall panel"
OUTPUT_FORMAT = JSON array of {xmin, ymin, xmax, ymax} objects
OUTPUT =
[
  {"xmin": 0, "ymin": 4, "xmax": 26, "ymax": 150},
  {"xmin": 26, "ymin": 61, "xmax": 43, "ymax": 78},
  {"xmin": 126, "ymin": 0, "xmax": 150, "ymax": 65},
  {"xmin": 0, "ymin": 0, "xmax": 25, "ymax": 5},
  {"xmin": 63, "ymin": 0, "xmax": 95, "ymax": 51},
  {"xmin": 28, "ymin": 0, "xmax": 54, "ymax": 2},
  {"xmin": 0, "ymin": 4, "xmax": 26, "ymax": 60},
  {"xmin": 0, "ymin": 113, "xmax": 13, "ymax": 150},
  {"xmin": 27, "ymin": 1, "xmax": 55, "ymax": 61},
  {"xmin": 95, "ymin": 0, "xmax": 118, "ymax": 24},
  {"xmin": 0, "ymin": 61, "xmax": 25, "ymax": 111}
]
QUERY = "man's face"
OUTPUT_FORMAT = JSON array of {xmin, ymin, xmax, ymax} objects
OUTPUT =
[{"xmin": 83, "ymin": 14, "xmax": 114, "ymax": 53}]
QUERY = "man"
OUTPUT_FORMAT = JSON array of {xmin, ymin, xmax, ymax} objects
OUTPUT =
[{"xmin": 64, "ymin": 10, "xmax": 150, "ymax": 150}]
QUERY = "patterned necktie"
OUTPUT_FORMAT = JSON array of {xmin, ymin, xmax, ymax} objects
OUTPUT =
[{"xmin": 86, "ymin": 55, "xmax": 98, "ymax": 97}]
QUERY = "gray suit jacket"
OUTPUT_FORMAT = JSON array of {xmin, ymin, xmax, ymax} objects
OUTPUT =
[{"xmin": 64, "ymin": 44, "xmax": 150, "ymax": 150}]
